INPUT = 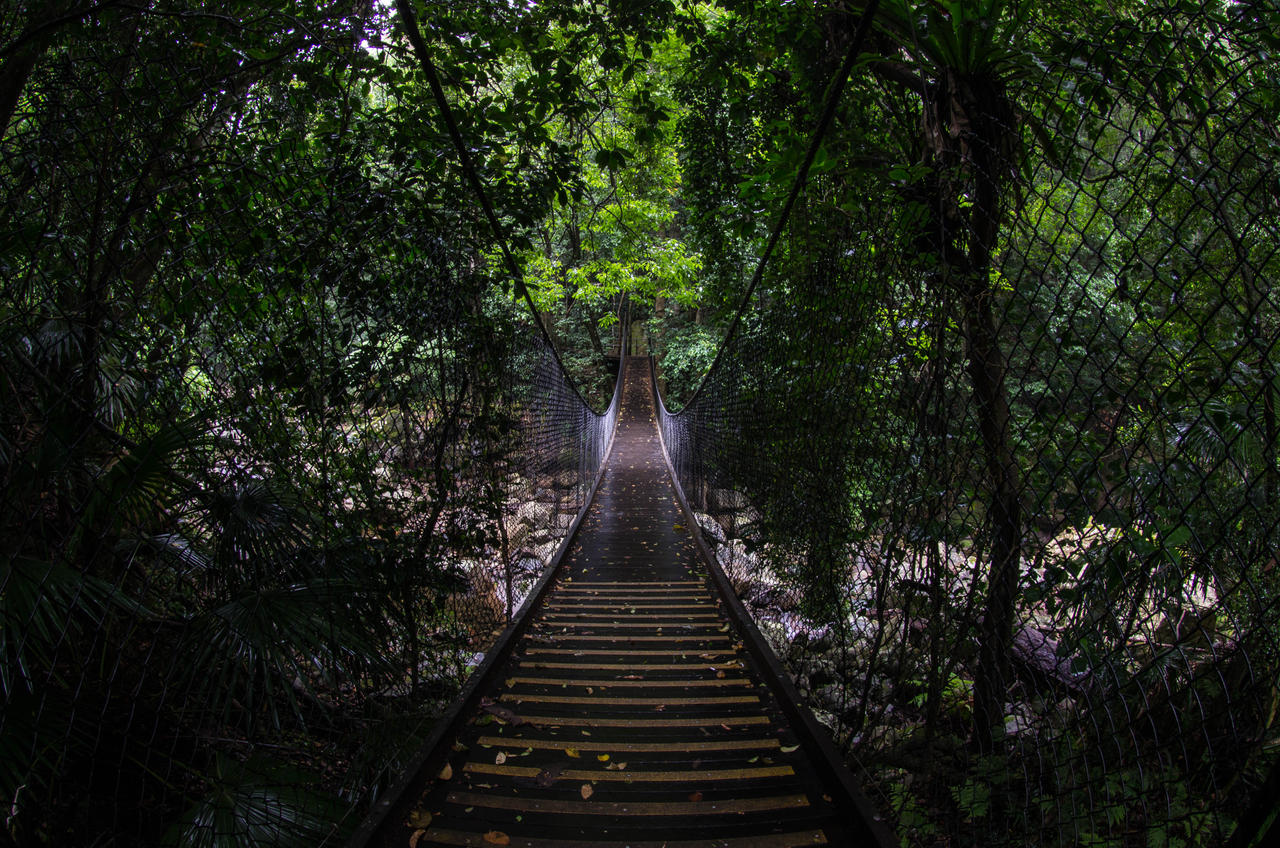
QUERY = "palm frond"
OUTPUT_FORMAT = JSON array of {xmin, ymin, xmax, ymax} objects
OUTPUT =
[
  {"xmin": 0, "ymin": 555, "xmax": 120, "ymax": 698},
  {"xmin": 162, "ymin": 753, "xmax": 347, "ymax": 848},
  {"xmin": 176, "ymin": 577, "xmax": 390, "ymax": 731}
]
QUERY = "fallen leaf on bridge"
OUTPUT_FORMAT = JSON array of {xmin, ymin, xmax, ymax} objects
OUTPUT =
[
  {"xmin": 483, "ymin": 832, "xmax": 510, "ymax": 845},
  {"xmin": 482, "ymin": 703, "xmax": 529, "ymax": 726},
  {"xmin": 535, "ymin": 763, "xmax": 566, "ymax": 787}
]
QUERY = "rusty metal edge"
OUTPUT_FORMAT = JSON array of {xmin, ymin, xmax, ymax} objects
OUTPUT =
[
  {"xmin": 646, "ymin": 356, "xmax": 897, "ymax": 848},
  {"xmin": 344, "ymin": 360, "xmax": 625, "ymax": 848}
]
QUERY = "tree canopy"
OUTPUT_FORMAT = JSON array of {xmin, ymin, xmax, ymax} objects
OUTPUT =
[{"xmin": 2, "ymin": 0, "xmax": 1279, "ymax": 845}]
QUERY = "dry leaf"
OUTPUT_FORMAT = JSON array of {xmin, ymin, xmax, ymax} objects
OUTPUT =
[
  {"xmin": 580, "ymin": 783, "xmax": 594, "ymax": 799},
  {"xmin": 482, "ymin": 831, "xmax": 510, "ymax": 845},
  {"xmin": 596, "ymin": 754, "xmax": 610, "ymax": 762},
  {"xmin": 495, "ymin": 751, "xmax": 507, "ymax": 765},
  {"xmin": 535, "ymin": 763, "xmax": 565, "ymax": 787},
  {"xmin": 565, "ymin": 747, "xmax": 581, "ymax": 758},
  {"xmin": 605, "ymin": 761, "xmax": 628, "ymax": 771},
  {"xmin": 438, "ymin": 762, "xmax": 453, "ymax": 780},
  {"xmin": 688, "ymin": 791, "xmax": 703, "ymax": 802},
  {"xmin": 482, "ymin": 703, "xmax": 529, "ymax": 726},
  {"xmin": 408, "ymin": 829, "xmax": 426, "ymax": 848},
  {"xmin": 406, "ymin": 809, "xmax": 432, "ymax": 828},
  {"xmin": 715, "ymin": 670, "xmax": 726, "ymax": 679},
  {"xmin": 780, "ymin": 744, "xmax": 799, "ymax": 753}
]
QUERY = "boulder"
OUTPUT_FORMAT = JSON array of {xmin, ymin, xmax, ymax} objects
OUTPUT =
[
  {"xmin": 694, "ymin": 511, "xmax": 727, "ymax": 544},
  {"xmin": 517, "ymin": 501, "xmax": 554, "ymax": 529},
  {"xmin": 1011, "ymin": 625, "xmax": 1091, "ymax": 695}
]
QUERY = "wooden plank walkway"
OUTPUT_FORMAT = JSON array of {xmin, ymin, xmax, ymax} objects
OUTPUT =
[{"xmin": 361, "ymin": 357, "xmax": 888, "ymax": 847}]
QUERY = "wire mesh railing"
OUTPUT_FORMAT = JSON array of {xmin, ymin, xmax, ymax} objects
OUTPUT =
[
  {"xmin": 0, "ymin": 4, "xmax": 617, "ymax": 845},
  {"xmin": 656, "ymin": 3, "xmax": 1280, "ymax": 846}
]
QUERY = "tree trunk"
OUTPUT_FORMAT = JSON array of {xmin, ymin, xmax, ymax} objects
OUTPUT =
[
  {"xmin": 964, "ymin": 281, "xmax": 1022, "ymax": 752},
  {"xmin": 917, "ymin": 66, "xmax": 1025, "ymax": 754}
]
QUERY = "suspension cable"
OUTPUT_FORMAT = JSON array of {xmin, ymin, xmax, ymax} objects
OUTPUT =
[
  {"xmin": 394, "ymin": 0, "xmax": 613, "ymax": 411},
  {"xmin": 663, "ymin": 0, "xmax": 881, "ymax": 411}
]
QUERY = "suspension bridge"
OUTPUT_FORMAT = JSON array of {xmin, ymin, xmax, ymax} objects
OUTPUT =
[
  {"xmin": 5, "ymin": 3, "xmax": 1280, "ymax": 847},
  {"xmin": 349, "ymin": 356, "xmax": 893, "ymax": 846}
]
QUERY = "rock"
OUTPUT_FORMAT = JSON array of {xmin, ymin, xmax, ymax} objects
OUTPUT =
[
  {"xmin": 512, "ymin": 554, "xmax": 544, "ymax": 578},
  {"xmin": 518, "ymin": 501, "xmax": 554, "ymax": 529},
  {"xmin": 716, "ymin": 540, "xmax": 757, "ymax": 578},
  {"xmin": 745, "ymin": 584, "xmax": 797, "ymax": 613},
  {"xmin": 708, "ymin": 488, "xmax": 745, "ymax": 513},
  {"xmin": 814, "ymin": 684, "xmax": 848, "ymax": 713},
  {"xmin": 809, "ymin": 664, "xmax": 837, "ymax": 690},
  {"xmin": 1003, "ymin": 703, "xmax": 1037, "ymax": 737},
  {"xmin": 694, "ymin": 511, "xmax": 726, "ymax": 544},
  {"xmin": 755, "ymin": 619, "xmax": 790, "ymax": 653},
  {"xmin": 504, "ymin": 518, "xmax": 529, "ymax": 549},
  {"xmin": 1011, "ymin": 625, "xmax": 1091, "ymax": 695},
  {"xmin": 533, "ymin": 541, "xmax": 560, "ymax": 565}
]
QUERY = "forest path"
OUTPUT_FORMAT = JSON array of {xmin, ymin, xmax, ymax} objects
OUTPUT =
[{"xmin": 388, "ymin": 356, "xmax": 863, "ymax": 847}]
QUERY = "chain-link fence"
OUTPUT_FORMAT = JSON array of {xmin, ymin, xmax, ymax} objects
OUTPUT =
[
  {"xmin": 0, "ymin": 4, "xmax": 616, "ymax": 845},
  {"xmin": 658, "ymin": 3, "xmax": 1280, "ymax": 846}
]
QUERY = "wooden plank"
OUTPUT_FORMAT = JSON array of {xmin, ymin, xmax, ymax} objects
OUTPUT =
[
  {"xmin": 473, "ymin": 737, "xmax": 782, "ymax": 753},
  {"xmin": 498, "ymin": 694, "xmax": 758, "ymax": 706},
  {"xmin": 557, "ymin": 581, "xmax": 704, "ymax": 587},
  {"xmin": 463, "ymin": 762, "xmax": 795, "ymax": 781},
  {"xmin": 547, "ymin": 597, "xmax": 714, "ymax": 603},
  {"xmin": 508, "ymin": 677, "xmax": 751, "ymax": 688},
  {"xmin": 542, "ymin": 603, "xmax": 716, "ymax": 610},
  {"xmin": 501, "ymin": 715, "xmax": 771, "ymax": 728},
  {"xmin": 523, "ymin": 648, "xmax": 738, "ymax": 657},
  {"xmin": 528, "ymin": 635, "xmax": 732, "ymax": 643},
  {"xmin": 537, "ymin": 622, "xmax": 728, "ymax": 630},
  {"xmin": 443, "ymin": 791, "xmax": 812, "ymax": 815},
  {"xmin": 520, "ymin": 661, "xmax": 744, "ymax": 671},
  {"xmin": 540, "ymin": 617, "xmax": 727, "ymax": 625},
  {"xmin": 412, "ymin": 828, "xmax": 827, "ymax": 848}
]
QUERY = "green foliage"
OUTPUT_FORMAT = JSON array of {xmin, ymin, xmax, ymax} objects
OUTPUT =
[
  {"xmin": 3, "ymin": 0, "xmax": 1280, "ymax": 845},
  {"xmin": 162, "ymin": 754, "xmax": 348, "ymax": 848},
  {"xmin": 649, "ymin": 318, "xmax": 720, "ymax": 407}
]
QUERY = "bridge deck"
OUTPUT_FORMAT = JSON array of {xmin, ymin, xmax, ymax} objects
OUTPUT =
[{"xmin": 376, "ymin": 357, "xmax": 877, "ymax": 847}]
